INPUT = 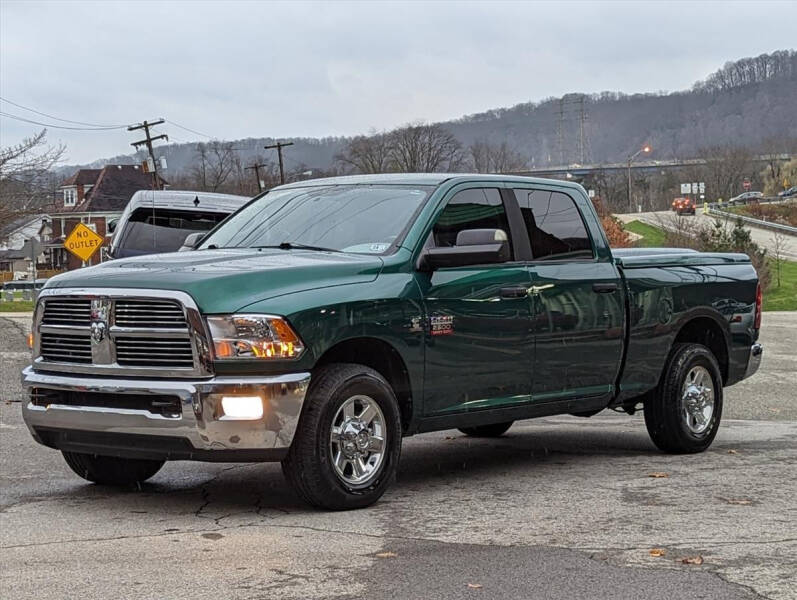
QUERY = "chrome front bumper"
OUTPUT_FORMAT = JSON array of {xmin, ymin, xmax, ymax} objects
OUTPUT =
[
  {"xmin": 21, "ymin": 367, "xmax": 310, "ymax": 462},
  {"xmin": 744, "ymin": 342, "xmax": 763, "ymax": 379}
]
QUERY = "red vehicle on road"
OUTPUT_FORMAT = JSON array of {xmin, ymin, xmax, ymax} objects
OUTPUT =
[{"xmin": 672, "ymin": 197, "xmax": 696, "ymax": 215}]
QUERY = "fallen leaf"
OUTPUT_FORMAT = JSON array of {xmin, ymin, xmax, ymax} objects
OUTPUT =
[
  {"xmin": 648, "ymin": 472, "xmax": 669, "ymax": 478},
  {"xmin": 727, "ymin": 449, "xmax": 738, "ymax": 454},
  {"xmin": 467, "ymin": 583, "xmax": 483, "ymax": 589},
  {"xmin": 681, "ymin": 555, "xmax": 704, "ymax": 565},
  {"xmin": 724, "ymin": 498, "xmax": 753, "ymax": 505},
  {"xmin": 649, "ymin": 548, "xmax": 666, "ymax": 557},
  {"xmin": 375, "ymin": 551, "xmax": 397, "ymax": 558}
]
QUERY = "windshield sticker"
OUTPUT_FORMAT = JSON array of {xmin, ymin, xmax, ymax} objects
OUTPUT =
[{"xmin": 369, "ymin": 243, "xmax": 390, "ymax": 253}]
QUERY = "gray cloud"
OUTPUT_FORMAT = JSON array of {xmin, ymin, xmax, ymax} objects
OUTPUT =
[{"xmin": 1, "ymin": 0, "xmax": 794, "ymax": 163}]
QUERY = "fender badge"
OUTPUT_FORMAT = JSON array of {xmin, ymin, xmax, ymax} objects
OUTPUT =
[{"xmin": 430, "ymin": 315, "xmax": 454, "ymax": 336}]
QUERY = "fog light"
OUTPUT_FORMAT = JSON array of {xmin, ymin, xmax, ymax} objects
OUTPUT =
[{"xmin": 220, "ymin": 395, "xmax": 263, "ymax": 420}]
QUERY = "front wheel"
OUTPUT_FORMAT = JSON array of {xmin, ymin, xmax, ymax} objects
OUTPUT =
[
  {"xmin": 644, "ymin": 343, "xmax": 723, "ymax": 453},
  {"xmin": 62, "ymin": 451, "xmax": 164, "ymax": 485},
  {"xmin": 282, "ymin": 363, "xmax": 402, "ymax": 510}
]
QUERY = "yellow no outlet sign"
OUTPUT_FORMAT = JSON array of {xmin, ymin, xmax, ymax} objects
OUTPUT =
[{"xmin": 64, "ymin": 223, "xmax": 104, "ymax": 262}]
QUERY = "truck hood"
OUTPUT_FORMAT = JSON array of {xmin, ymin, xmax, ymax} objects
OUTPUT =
[{"xmin": 44, "ymin": 249, "xmax": 384, "ymax": 313}]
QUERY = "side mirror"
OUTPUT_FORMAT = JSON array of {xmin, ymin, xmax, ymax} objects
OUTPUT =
[
  {"xmin": 419, "ymin": 228, "xmax": 510, "ymax": 270},
  {"xmin": 178, "ymin": 232, "xmax": 206, "ymax": 252},
  {"xmin": 107, "ymin": 218, "xmax": 118, "ymax": 234}
]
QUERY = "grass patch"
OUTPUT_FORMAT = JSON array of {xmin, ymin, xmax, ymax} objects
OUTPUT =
[
  {"xmin": 764, "ymin": 259, "xmax": 797, "ymax": 311},
  {"xmin": 0, "ymin": 300, "xmax": 34, "ymax": 312},
  {"xmin": 624, "ymin": 220, "xmax": 667, "ymax": 247}
]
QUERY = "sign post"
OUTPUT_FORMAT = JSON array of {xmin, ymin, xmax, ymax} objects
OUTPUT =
[{"xmin": 64, "ymin": 223, "xmax": 104, "ymax": 265}]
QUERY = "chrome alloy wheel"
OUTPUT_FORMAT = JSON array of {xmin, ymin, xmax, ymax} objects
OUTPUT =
[
  {"xmin": 681, "ymin": 366, "xmax": 715, "ymax": 434},
  {"xmin": 329, "ymin": 395, "xmax": 386, "ymax": 488}
]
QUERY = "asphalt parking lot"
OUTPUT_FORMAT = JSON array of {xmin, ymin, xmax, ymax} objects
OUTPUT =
[{"xmin": 1, "ymin": 313, "xmax": 795, "ymax": 600}]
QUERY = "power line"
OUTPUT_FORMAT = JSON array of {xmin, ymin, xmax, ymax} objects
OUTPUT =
[
  {"xmin": 0, "ymin": 96, "xmax": 130, "ymax": 128},
  {"xmin": 167, "ymin": 119, "xmax": 213, "ymax": 139},
  {"xmin": 0, "ymin": 110, "xmax": 127, "ymax": 131}
]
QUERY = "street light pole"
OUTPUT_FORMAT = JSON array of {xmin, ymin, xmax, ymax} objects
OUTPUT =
[{"xmin": 626, "ymin": 145, "xmax": 651, "ymax": 213}]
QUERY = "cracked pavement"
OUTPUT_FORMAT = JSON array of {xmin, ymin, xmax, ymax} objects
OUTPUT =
[{"xmin": 1, "ymin": 314, "xmax": 796, "ymax": 599}]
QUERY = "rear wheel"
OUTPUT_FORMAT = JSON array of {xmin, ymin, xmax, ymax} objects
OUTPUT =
[
  {"xmin": 458, "ymin": 421, "xmax": 513, "ymax": 437},
  {"xmin": 62, "ymin": 452, "xmax": 164, "ymax": 485},
  {"xmin": 282, "ymin": 363, "xmax": 402, "ymax": 510},
  {"xmin": 644, "ymin": 343, "xmax": 723, "ymax": 453}
]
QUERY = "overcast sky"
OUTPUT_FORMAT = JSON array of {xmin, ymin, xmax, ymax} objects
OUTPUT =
[{"xmin": 1, "ymin": 0, "xmax": 795, "ymax": 164}]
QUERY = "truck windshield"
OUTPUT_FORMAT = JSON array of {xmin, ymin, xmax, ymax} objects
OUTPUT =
[{"xmin": 200, "ymin": 185, "xmax": 431, "ymax": 254}]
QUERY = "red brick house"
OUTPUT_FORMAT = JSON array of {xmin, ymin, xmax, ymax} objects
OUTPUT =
[{"xmin": 44, "ymin": 165, "xmax": 166, "ymax": 270}]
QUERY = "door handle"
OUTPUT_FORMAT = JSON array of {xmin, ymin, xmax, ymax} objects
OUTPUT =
[
  {"xmin": 592, "ymin": 282, "xmax": 618, "ymax": 293},
  {"xmin": 500, "ymin": 286, "xmax": 529, "ymax": 299}
]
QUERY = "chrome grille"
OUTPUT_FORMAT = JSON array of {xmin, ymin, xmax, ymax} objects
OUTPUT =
[
  {"xmin": 114, "ymin": 299, "xmax": 186, "ymax": 328},
  {"xmin": 33, "ymin": 290, "xmax": 209, "ymax": 377},
  {"xmin": 42, "ymin": 299, "xmax": 91, "ymax": 326},
  {"xmin": 115, "ymin": 336, "xmax": 194, "ymax": 368},
  {"xmin": 39, "ymin": 332, "xmax": 92, "ymax": 363}
]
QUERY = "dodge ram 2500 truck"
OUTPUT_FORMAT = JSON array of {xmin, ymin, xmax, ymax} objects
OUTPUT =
[{"xmin": 22, "ymin": 174, "xmax": 763, "ymax": 509}]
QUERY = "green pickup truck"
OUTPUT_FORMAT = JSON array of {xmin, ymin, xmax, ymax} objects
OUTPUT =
[{"xmin": 22, "ymin": 174, "xmax": 763, "ymax": 509}]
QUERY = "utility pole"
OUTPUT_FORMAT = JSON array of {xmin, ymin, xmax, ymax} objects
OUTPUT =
[
  {"xmin": 128, "ymin": 119, "xmax": 168, "ymax": 190},
  {"xmin": 245, "ymin": 162, "xmax": 269, "ymax": 192},
  {"xmin": 264, "ymin": 141, "xmax": 294, "ymax": 185},
  {"xmin": 578, "ymin": 95, "xmax": 586, "ymax": 165},
  {"xmin": 556, "ymin": 100, "xmax": 564, "ymax": 166},
  {"xmin": 626, "ymin": 145, "xmax": 652, "ymax": 213}
]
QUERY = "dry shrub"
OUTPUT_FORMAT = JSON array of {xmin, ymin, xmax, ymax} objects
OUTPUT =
[
  {"xmin": 602, "ymin": 215, "xmax": 634, "ymax": 247},
  {"xmin": 742, "ymin": 201, "xmax": 797, "ymax": 227},
  {"xmin": 664, "ymin": 217, "xmax": 772, "ymax": 291}
]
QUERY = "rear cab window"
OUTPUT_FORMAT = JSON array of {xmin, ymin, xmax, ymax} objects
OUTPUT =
[
  {"xmin": 512, "ymin": 189, "xmax": 593, "ymax": 260},
  {"xmin": 118, "ymin": 208, "xmax": 229, "ymax": 254}
]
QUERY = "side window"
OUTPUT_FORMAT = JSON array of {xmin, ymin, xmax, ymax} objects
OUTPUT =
[
  {"xmin": 431, "ymin": 188, "xmax": 513, "ymax": 259},
  {"xmin": 514, "ymin": 189, "xmax": 592, "ymax": 260}
]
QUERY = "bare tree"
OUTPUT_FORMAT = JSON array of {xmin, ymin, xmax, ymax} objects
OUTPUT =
[
  {"xmin": 770, "ymin": 231, "xmax": 786, "ymax": 288},
  {"xmin": 388, "ymin": 122, "xmax": 463, "ymax": 172},
  {"xmin": 0, "ymin": 129, "xmax": 64, "ymax": 225},
  {"xmin": 191, "ymin": 141, "xmax": 240, "ymax": 192},
  {"xmin": 698, "ymin": 145, "xmax": 754, "ymax": 201},
  {"xmin": 335, "ymin": 131, "xmax": 392, "ymax": 174},
  {"xmin": 589, "ymin": 167, "xmax": 627, "ymax": 213},
  {"xmin": 760, "ymin": 157, "xmax": 797, "ymax": 196},
  {"xmin": 467, "ymin": 140, "xmax": 527, "ymax": 173}
]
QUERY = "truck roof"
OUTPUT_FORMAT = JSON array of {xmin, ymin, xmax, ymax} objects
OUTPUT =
[
  {"xmin": 276, "ymin": 172, "xmax": 586, "ymax": 192},
  {"xmin": 127, "ymin": 190, "xmax": 250, "ymax": 213}
]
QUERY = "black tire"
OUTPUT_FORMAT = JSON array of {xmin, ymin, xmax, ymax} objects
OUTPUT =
[
  {"xmin": 282, "ymin": 363, "xmax": 402, "ymax": 510},
  {"xmin": 458, "ymin": 421, "xmax": 513, "ymax": 437},
  {"xmin": 644, "ymin": 343, "xmax": 723, "ymax": 454},
  {"xmin": 62, "ymin": 451, "xmax": 164, "ymax": 485}
]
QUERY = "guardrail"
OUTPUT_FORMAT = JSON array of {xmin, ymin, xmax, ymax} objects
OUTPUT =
[{"xmin": 707, "ymin": 204, "xmax": 797, "ymax": 235}]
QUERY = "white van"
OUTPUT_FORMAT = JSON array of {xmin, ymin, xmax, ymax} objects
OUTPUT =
[{"xmin": 108, "ymin": 190, "xmax": 250, "ymax": 259}]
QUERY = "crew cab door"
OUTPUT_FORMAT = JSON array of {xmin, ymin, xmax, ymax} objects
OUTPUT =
[
  {"xmin": 511, "ymin": 186, "xmax": 624, "ymax": 406},
  {"xmin": 417, "ymin": 186, "xmax": 534, "ymax": 416}
]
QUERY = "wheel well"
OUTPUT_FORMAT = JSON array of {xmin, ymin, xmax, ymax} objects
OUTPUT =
[
  {"xmin": 315, "ymin": 338, "xmax": 413, "ymax": 431},
  {"xmin": 673, "ymin": 317, "xmax": 729, "ymax": 383}
]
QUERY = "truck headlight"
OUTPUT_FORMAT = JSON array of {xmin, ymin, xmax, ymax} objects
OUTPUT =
[{"xmin": 206, "ymin": 314, "xmax": 305, "ymax": 359}]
